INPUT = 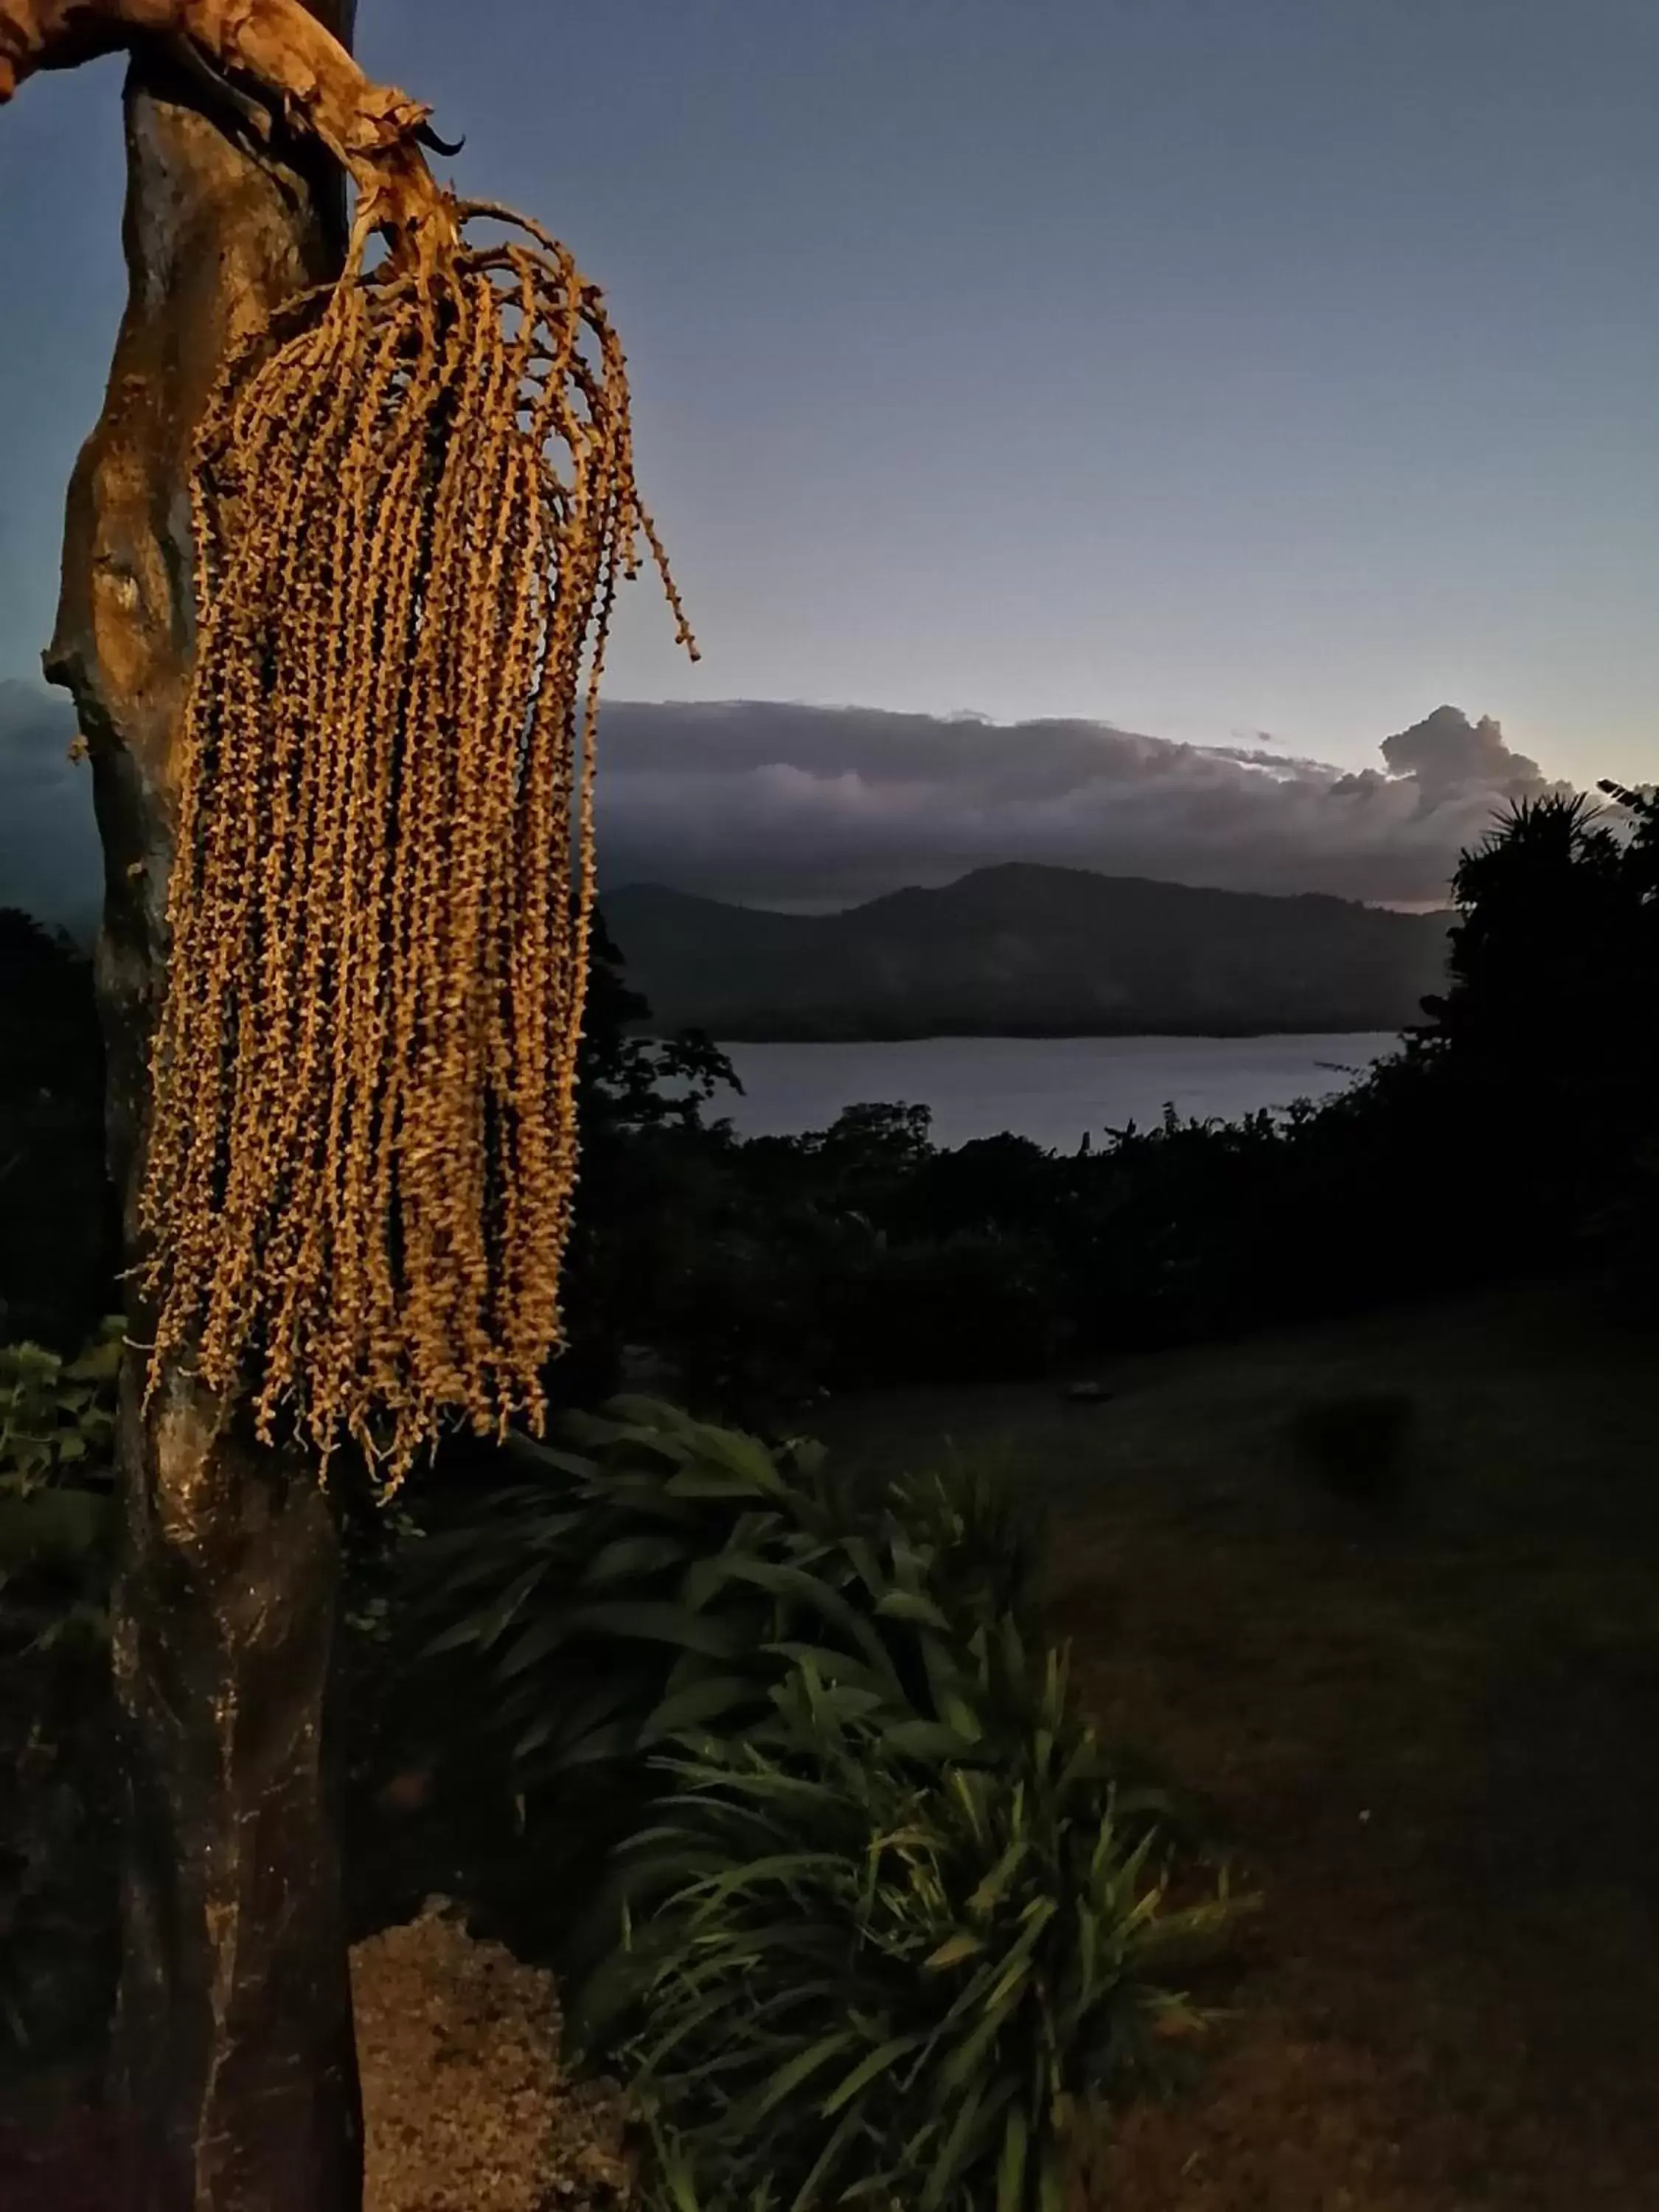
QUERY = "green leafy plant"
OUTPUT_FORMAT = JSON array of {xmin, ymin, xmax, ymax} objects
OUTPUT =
[
  {"xmin": 886, "ymin": 1444, "xmax": 1050, "ymax": 1635},
  {"xmin": 413, "ymin": 1400, "xmax": 1054, "ymax": 1802},
  {"xmin": 406, "ymin": 1399, "xmax": 1248, "ymax": 2209},
  {"xmin": 0, "ymin": 1317, "xmax": 121, "ymax": 1486},
  {"xmin": 577, "ymin": 1632, "xmax": 1248, "ymax": 2212},
  {"xmin": 0, "ymin": 1315, "xmax": 122, "ymax": 1647}
]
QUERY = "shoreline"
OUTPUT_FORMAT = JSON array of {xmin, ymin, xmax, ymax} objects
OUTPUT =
[{"xmin": 630, "ymin": 1023, "xmax": 1413, "ymax": 1046}]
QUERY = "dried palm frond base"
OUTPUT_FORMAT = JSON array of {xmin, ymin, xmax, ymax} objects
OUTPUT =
[{"xmin": 352, "ymin": 1901, "xmax": 637, "ymax": 2212}]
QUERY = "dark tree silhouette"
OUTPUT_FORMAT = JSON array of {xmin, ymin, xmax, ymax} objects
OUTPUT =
[
  {"xmin": 554, "ymin": 912, "xmax": 740, "ymax": 1405},
  {"xmin": 0, "ymin": 910, "xmax": 116, "ymax": 1348},
  {"xmin": 1419, "ymin": 781, "xmax": 1658, "ymax": 1267}
]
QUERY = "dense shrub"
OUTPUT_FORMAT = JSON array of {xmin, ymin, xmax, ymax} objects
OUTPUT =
[
  {"xmin": 568, "ymin": 1060, "xmax": 1484, "ymax": 1426},
  {"xmin": 411, "ymin": 1400, "xmax": 1068, "ymax": 1797}
]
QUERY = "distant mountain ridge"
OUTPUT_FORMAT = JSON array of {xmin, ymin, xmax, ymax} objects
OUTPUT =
[{"xmin": 599, "ymin": 863, "xmax": 1454, "ymax": 1040}]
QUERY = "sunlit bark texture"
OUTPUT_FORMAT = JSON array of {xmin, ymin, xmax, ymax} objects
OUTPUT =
[
  {"xmin": 1, "ymin": 0, "xmax": 435, "ymax": 230},
  {"xmin": 39, "ymin": 13, "xmax": 364, "ymax": 2207}
]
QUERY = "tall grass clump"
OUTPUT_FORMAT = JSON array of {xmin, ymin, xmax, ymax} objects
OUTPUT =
[
  {"xmin": 408, "ymin": 1399, "xmax": 1253, "ymax": 2209},
  {"xmin": 581, "ymin": 1644, "xmax": 1242, "ymax": 2212}
]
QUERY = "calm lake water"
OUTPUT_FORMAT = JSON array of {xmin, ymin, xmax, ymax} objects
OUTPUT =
[{"xmin": 706, "ymin": 1034, "xmax": 1399, "ymax": 1152}]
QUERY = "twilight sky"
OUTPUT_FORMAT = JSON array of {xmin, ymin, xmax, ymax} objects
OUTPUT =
[{"xmin": 1, "ymin": 0, "xmax": 1656, "ymax": 922}]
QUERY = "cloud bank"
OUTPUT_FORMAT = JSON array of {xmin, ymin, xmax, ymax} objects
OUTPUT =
[
  {"xmin": 0, "ymin": 679, "xmax": 1562, "ymax": 928},
  {"xmin": 589, "ymin": 698, "xmax": 1564, "ymax": 910}
]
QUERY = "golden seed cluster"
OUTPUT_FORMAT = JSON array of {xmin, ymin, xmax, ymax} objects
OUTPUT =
[{"xmin": 137, "ymin": 200, "xmax": 695, "ymax": 1490}]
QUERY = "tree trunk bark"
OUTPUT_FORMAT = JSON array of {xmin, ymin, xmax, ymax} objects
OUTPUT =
[{"xmin": 41, "ymin": 12, "xmax": 364, "ymax": 2209}]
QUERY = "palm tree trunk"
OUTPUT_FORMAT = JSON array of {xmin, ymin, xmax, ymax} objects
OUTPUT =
[{"xmin": 42, "ymin": 13, "xmax": 364, "ymax": 2208}]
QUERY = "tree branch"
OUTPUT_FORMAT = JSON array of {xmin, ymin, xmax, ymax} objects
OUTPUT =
[{"xmin": 0, "ymin": 0, "xmax": 451, "ymax": 243}]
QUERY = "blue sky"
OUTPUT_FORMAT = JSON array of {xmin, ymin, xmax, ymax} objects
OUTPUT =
[{"xmin": 1, "ymin": 0, "xmax": 1655, "ymax": 918}]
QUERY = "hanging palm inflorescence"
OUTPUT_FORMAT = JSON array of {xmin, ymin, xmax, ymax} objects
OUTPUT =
[
  {"xmin": 2, "ymin": 1, "xmax": 696, "ymax": 1486},
  {"xmin": 147, "ymin": 205, "xmax": 695, "ymax": 1486}
]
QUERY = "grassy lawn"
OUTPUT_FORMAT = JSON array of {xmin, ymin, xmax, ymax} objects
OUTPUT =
[{"xmin": 815, "ymin": 1278, "xmax": 1659, "ymax": 2212}]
